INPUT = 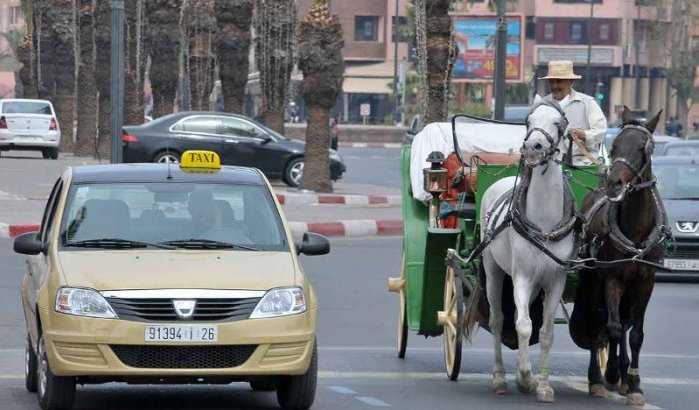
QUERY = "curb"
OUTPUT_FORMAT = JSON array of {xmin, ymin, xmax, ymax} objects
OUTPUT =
[
  {"xmin": 276, "ymin": 193, "xmax": 401, "ymax": 206},
  {"xmin": 1, "ymin": 220, "xmax": 404, "ymax": 239}
]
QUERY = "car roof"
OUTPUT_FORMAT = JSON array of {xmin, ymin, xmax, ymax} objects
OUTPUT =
[
  {"xmin": 661, "ymin": 140, "xmax": 699, "ymax": 147},
  {"xmin": 653, "ymin": 135, "xmax": 681, "ymax": 142},
  {"xmin": 0, "ymin": 98, "xmax": 53, "ymax": 104},
  {"xmin": 652, "ymin": 156, "xmax": 699, "ymax": 166},
  {"xmin": 70, "ymin": 163, "xmax": 266, "ymax": 185}
]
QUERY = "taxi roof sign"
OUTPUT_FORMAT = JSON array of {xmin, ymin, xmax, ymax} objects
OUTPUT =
[{"xmin": 180, "ymin": 150, "xmax": 221, "ymax": 173}]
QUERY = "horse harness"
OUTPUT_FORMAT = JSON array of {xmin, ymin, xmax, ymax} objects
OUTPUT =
[{"xmin": 522, "ymin": 100, "xmax": 569, "ymax": 170}]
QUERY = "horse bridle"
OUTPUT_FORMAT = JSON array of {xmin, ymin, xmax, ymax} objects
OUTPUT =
[
  {"xmin": 522, "ymin": 100, "xmax": 569, "ymax": 167},
  {"xmin": 610, "ymin": 124, "xmax": 656, "ymax": 192}
]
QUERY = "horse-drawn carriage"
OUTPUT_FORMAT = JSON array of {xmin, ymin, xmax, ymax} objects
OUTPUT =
[{"xmin": 388, "ymin": 103, "xmax": 667, "ymax": 405}]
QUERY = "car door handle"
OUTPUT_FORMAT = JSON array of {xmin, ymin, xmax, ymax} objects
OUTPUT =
[{"xmin": 224, "ymin": 140, "xmax": 239, "ymax": 144}]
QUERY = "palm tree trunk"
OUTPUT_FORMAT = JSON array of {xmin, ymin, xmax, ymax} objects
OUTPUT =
[
  {"xmin": 297, "ymin": 1, "xmax": 344, "ymax": 193},
  {"xmin": 94, "ymin": 0, "xmax": 111, "ymax": 159},
  {"xmin": 424, "ymin": 0, "xmax": 456, "ymax": 125},
  {"xmin": 187, "ymin": 0, "xmax": 215, "ymax": 111},
  {"xmin": 18, "ymin": 1, "xmax": 37, "ymax": 98},
  {"xmin": 146, "ymin": 0, "xmax": 182, "ymax": 118},
  {"xmin": 75, "ymin": 0, "xmax": 98, "ymax": 157},
  {"xmin": 214, "ymin": 0, "xmax": 252, "ymax": 113},
  {"xmin": 125, "ymin": 0, "xmax": 146, "ymax": 125},
  {"xmin": 255, "ymin": 0, "xmax": 296, "ymax": 134}
]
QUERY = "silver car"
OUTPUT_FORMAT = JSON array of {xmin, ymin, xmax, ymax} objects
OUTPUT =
[
  {"xmin": 0, "ymin": 99, "xmax": 61, "ymax": 159},
  {"xmin": 654, "ymin": 156, "xmax": 699, "ymax": 281}
]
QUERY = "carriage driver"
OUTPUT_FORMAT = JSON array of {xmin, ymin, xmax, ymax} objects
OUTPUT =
[{"xmin": 540, "ymin": 60, "xmax": 607, "ymax": 165}]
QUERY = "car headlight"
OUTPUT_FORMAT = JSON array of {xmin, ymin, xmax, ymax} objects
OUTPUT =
[
  {"xmin": 55, "ymin": 288, "xmax": 118, "ymax": 319},
  {"xmin": 250, "ymin": 287, "xmax": 306, "ymax": 319}
]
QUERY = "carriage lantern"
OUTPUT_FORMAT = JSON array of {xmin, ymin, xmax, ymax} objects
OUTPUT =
[{"xmin": 423, "ymin": 151, "xmax": 448, "ymax": 195}]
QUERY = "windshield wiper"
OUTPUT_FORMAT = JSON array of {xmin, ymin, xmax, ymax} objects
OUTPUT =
[
  {"xmin": 65, "ymin": 238, "xmax": 176, "ymax": 250},
  {"xmin": 162, "ymin": 239, "xmax": 261, "ymax": 251}
]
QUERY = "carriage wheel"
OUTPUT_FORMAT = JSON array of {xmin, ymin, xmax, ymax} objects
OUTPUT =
[
  {"xmin": 439, "ymin": 266, "xmax": 464, "ymax": 381},
  {"xmin": 598, "ymin": 343, "xmax": 609, "ymax": 376},
  {"xmin": 397, "ymin": 253, "xmax": 408, "ymax": 358}
]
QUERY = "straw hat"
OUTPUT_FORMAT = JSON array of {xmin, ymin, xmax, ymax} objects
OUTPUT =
[{"xmin": 538, "ymin": 60, "xmax": 582, "ymax": 80}]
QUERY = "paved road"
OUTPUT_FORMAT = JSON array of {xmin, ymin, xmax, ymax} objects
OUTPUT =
[
  {"xmin": 338, "ymin": 147, "xmax": 401, "ymax": 189},
  {"xmin": 1, "ymin": 236, "xmax": 698, "ymax": 409}
]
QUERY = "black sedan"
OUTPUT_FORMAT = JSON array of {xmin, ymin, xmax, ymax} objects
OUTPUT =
[{"xmin": 122, "ymin": 112, "xmax": 346, "ymax": 187}]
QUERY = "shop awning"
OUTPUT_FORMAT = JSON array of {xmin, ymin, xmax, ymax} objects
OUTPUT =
[{"xmin": 342, "ymin": 77, "xmax": 392, "ymax": 94}]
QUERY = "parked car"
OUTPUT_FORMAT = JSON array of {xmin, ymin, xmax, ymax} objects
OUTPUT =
[
  {"xmin": 653, "ymin": 156, "xmax": 699, "ymax": 281},
  {"xmin": 0, "ymin": 99, "xmax": 60, "ymax": 159},
  {"xmin": 600, "ymin": 131, "xmax": 680, "ymax": 164},
  {"xmin": 656, "ymin": 140, "xmax": 699, "ymax": 157},
  {"xmin": 491, "ymin": 105, "xmax": 530, "ymax": 124},
  {"xmin": 122, "ymin": 112, "xmax": 346, "ymax": 187}
]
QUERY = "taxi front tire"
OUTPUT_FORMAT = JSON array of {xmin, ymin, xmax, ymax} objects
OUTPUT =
[
  {"xmin": 37, "ymin": 335, "xmax": 76, "ymax": 410},
  {"xmin": 25, "ymin": 335, "xmax": 38, "ymax": 392},
  {"xmin": 276, "ymin": 341, "xmax": 317, "ymax": 409}
]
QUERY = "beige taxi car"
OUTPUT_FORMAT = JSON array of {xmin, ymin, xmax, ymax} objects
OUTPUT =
[{"xmin": 14, "ymin": 151, "xmax": 329, "ymax": 410}]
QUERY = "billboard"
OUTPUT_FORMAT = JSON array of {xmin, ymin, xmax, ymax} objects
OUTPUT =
[{"xmin": 452, "ymin": 15, "xmax": 524, "ymax": 83}]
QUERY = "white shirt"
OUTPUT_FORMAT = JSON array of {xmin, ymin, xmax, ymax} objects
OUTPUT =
[{"xmin": 548, "ymin": 89, "xmax": 607, "ymax": 162}]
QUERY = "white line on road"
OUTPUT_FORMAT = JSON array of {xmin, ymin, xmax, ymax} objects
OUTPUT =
[
  {"xmin": 354, "ymin": 396, "xmax": 392, "ymax": 407},
  {"xmin": 567, "ymin": 381, "xmax": 663, "ymax": 410},
  {"xmin": 327, "ymin": 386, "xmax": 358, "ymax": 394}
]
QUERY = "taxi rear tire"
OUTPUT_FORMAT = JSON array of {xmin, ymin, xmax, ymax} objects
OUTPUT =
[
  {"xmin": 25, "ymin": 335, "xmax": 38, "ymax": 392},
  {"xmin": 37, "ymin": 335, "xmax": 75, "ymax": 410},
  {"xmin": 276, "ymin": 341, "xmax": 317, "ymax": 409}
]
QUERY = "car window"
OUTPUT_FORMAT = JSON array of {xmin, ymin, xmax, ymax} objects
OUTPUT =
[
  {"xmin": 664, "ymin": 145, "xmax": 699, "ymax": 157},
  {"xmin": 60, "ymin": 182, "xmax": 287, "ymax": 251},
  {"xmin": 174, "ymin": 117, "xmax": 220, "ymax": 134},
  {"xmin": 655, "ymin": 163, "xmax": 699, "ymax": 199},
  {"xmin": 40, "ymin": 178, "xmax": 63, "ymax": 244},
  {"xmin": 219, "ymin": 117, "xmax": 261, "ymax": 139},
  {"xmin": 2, "ymin": 101, "xmax": 52, "ymax": 115}
]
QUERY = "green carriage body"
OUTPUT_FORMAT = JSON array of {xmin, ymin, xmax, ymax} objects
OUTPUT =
[{"xmin": 400, "ymin": 144, "xmax": 599, "ymax": 336}]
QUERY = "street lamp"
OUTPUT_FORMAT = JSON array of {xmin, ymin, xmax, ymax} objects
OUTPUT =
[
  {"xmin": 584, "ymin": 0, "xmax": 595, "ymax": 95},
  {"xmin": 110, "ymin": 0, "xmax": 125, "ymax": 164},
  {"xmin": 493, "ymin": 0, "xmax": 507, "ymax": 121}
]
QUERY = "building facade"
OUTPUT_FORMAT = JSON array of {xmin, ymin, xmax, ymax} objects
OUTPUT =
[{"xmin": 0, "ymin": 0, "xmax": 24, "ymax": 98}]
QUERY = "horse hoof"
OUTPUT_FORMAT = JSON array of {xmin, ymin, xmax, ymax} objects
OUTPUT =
[
  {"xmin": 618, "ymin": 383, "xmax": 630, "ymax": 396},
  {"xmin": 492, "ymin": 379, "xmax": 508, "ymax": 395},
  {"xmin": 516, "ymin": 372, "xmax": 534, "ymax": 394},
  {"xmin": 605, "ymin": 380, "xmax": 620, "ymax": 392},
  {"xmin": 537, "ymin": 386, "xmax": 555, "ymax": 403},
  {"xmin": 627, "ymin": 392, "xmax": 645, "ymax": 407},
  {"xmin": 589, "ymin": 383, "xmax": 606, "ymax": 398}
]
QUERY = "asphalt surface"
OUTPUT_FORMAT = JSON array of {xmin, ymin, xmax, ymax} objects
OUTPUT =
[
  {"xmin": 337, "ymin": 147, "xmax": 401, "ymax": 189},
  {"xmin": 1, "ymin": 236, "xmax": 698, "ymax": 409}
]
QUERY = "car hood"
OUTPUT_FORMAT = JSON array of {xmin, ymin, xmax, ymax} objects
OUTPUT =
[
  {"xmin": 663, "ymin": 199, "xmax": 699, "ymax": 239},
  {"xmin": 57, "ymin": 251, "xmax": 297, "ymax": 291}
]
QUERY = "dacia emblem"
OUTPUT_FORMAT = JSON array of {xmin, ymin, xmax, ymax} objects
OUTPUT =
[{"xmin": 173, "ymin": 300, "xmax": 197, "ymax": 319}]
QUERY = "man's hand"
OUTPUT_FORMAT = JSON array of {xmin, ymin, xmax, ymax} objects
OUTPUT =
[{"xmin": 568, "ymin": 128, "xmax": 587, "ymax": 142}]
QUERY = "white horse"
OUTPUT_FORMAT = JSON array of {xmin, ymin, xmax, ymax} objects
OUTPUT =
[{"xmin": 480, "ymin": 99, "xmax": 576, "ymax": 402}]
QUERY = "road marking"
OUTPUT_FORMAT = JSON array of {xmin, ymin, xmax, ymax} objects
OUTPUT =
[
  {"xmin": 354, "ymin": 396, "xmax": 392, "ymax": 407},
  {"xmin": 319, "ymin": 346, "xmax": 699, "ymax": 360},
  {"xmin": 567, "ymin": 381, "xmax": 663, "ymax": 410},
  {"xmin": 318, "ymin": 371, "xmax": 699, "ymax": 386},
  {"xmin": 327, "ymin": 386, "xmax": 357, "ymax": 394}
]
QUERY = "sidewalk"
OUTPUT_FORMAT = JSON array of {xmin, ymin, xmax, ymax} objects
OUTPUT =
[{"xmin": 0, "ymin": 152, "xmax": 403, "ymax": 238}]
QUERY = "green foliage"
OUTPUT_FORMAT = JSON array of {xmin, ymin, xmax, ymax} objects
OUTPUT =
[
  {"xmin": 463, "ymin": 103, "xmax": 491, "ymax": 118},
  {"xmin": 0, "ymin": 29, "xmax": 26, "ymax": 72}
]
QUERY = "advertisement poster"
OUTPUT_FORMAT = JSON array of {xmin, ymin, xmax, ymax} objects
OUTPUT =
[{"xmin": 452, "ymin": 15, "xmax": 523, "ymax": 82}]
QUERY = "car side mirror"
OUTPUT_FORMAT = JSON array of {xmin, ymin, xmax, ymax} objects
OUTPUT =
[
  {"xmin": 14, "ymin": 232, "xmax": 45, "ymax": 255},
  {"xmin": 296, "ymin": 232, "xmax": 330, "ymax": 256},
  {"xmin": 260, "ymin": 133, "xmax": 272, "ymax": 144}
]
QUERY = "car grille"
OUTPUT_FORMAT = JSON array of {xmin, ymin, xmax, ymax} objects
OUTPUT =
[
  {"xmin": 105, "ymin": 297, "xmax": 261, "ymax": 322},
  {"xmin": 111, "ymin": 345, "xmax": 257, "ymax": 369},
  {"xmin": 665, "ymin": 240, "xmax": 699, "ymax": 259}
]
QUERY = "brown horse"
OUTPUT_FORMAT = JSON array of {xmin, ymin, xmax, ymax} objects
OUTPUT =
[{"xmin": 569, "ymin": 107, "xmax": 668, "ymax": 407}]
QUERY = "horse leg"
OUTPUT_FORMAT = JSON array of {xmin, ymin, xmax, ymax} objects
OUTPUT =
[
  {"xmin": 626, "ymin": 288, "xmax": 653, "ymax": 407},
  {"xmin": 588, "ymin": 348, "xmax": 606, "ymax": 397},
  {"xmin": 484, "ymin": 252, "xmax": 507, "ymax": 394},
  {"xmin": 512, "ymin": 274, "xmax": 534, "ymax": 394},
  {"xmin": 536, "ymin": 274, "xmax": 565, "ymax": 403},
  {"xmin": 618, "ymin": 323, "xmax": 631, "ymax": 395},
  {"xmin": 604, "ymin": 278, "xmax": 623, "ymax": 389}
]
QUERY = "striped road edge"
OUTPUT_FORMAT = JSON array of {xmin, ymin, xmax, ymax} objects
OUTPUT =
[{"xmin": 276, "ymin": 193, "xmax": 401, "ymax": 206}]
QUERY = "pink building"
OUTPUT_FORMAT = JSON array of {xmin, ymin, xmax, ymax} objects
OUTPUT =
[{"xmin": 0, "ymin": 0, "xmax": 24, "ymax": 98}]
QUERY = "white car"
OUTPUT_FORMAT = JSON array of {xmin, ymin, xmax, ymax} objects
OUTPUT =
[{"xmin": 0, "ymin": 99, "xmax": 60, "ymax": 159}]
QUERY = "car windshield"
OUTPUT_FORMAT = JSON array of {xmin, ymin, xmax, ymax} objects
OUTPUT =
[
  {"xmin": 654, "ymin": 163, "xmax": 699, "ymax": 200},
  {"xmin": 2, "ymin": 101, "xmax": 52, "ymax": 115},
  {"xmin": 663, "ymin": 144, "xmax": 699, "ymax": 157},
  {"xmin": 60, "ymin": 182, "xmax": 287, "ymax": 251}
]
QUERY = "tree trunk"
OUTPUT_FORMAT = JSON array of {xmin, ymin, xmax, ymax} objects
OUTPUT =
[
  {"xmin": 146, "ymin": 0, "xmax": 182, "ymax": 118},
  {"xmin": 187, "ymin": 0, "xmax": 215, "ymax": 111},
  {"xmin": 255, "ymin": 0, "xmax": 296, "ymax": 134},
  {"xmin": 125, "ymin": 0, "xmax": 146, "ymax": 125},
  {"xmin": 94, "ymin": 0, "xmax": 111, "ymax": 159},
  {"xmin": 17, "ymin": 1, "xmax": 37, "ymax": 97},
  {"xmin": 297, "ymin": 2, "xmax": 344, "ymax": 193},
  {"xmin": 214, "ymin": 0, "xmax": 252, "ymax": 114},
  {"xmin": 75, "ymin": 0, "xmax": 98, "ymax": 157},
  {"xmin": 424, "ymin": 0, "xmax": 456, "ymax": 125}
]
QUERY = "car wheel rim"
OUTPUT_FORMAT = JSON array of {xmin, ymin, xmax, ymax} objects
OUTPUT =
[
  {"xmin": 290, "ymin": 162, "xmax": 304, "ymax": 185},
  {"xmin": 24, "ymin": 343, "xmax": 30, "ymax": 379},
  {"xmin": 38, "ymin": 339, "xmax": 47, "ymax": 398},
  {"xmin": 158, "ymin": 154, "xmax": 179, "ymax": 164}
]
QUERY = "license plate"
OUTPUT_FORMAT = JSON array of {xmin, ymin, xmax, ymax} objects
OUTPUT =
[
  {"xmin": 145, "ymin": 325, "xmax": 218, "ymax": 342},
  {"xmin": 663, "ymin": 259, "xmax": 699, "ymax": 271}
]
